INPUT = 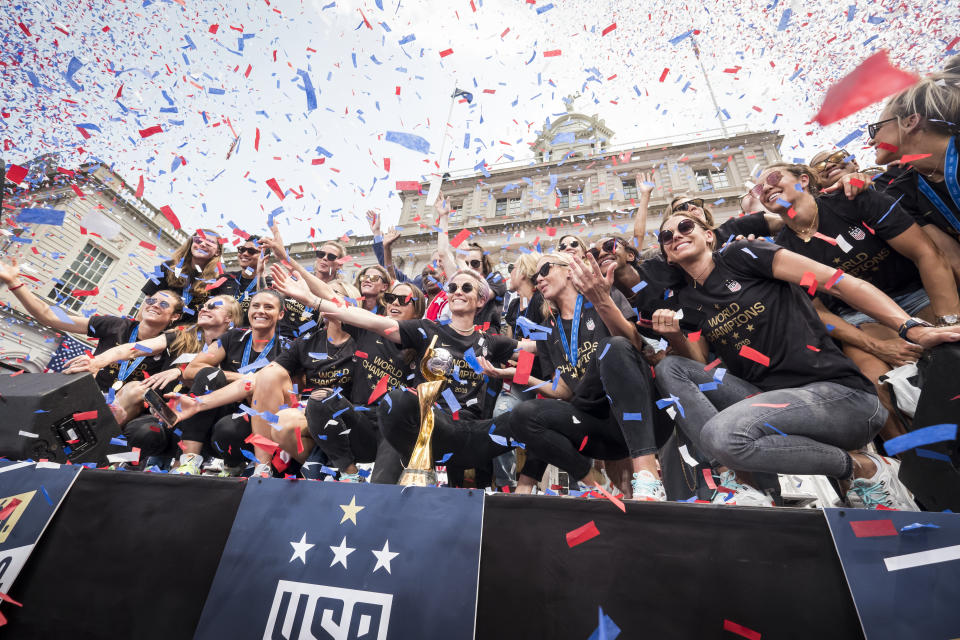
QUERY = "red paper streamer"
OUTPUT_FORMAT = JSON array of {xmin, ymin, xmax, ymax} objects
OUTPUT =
[
  {"xmin": 543, "ymin": 50, "xmax": 561, "ymax": 57},
  {"xmin": 723, "ymin": 619, "xmax": 762, "ymax": 640},
  {"xmin": 601, "ymin": 23, "xmax": 616, "ymax": 36},
  {"xmin": 72, "ymin": 410, "xmax": 98, "ymax": 421},
  {"xmin": 850, "ymin": 519, "xmax": 898, "ymax": 538},
  {"xmin": 159, "ymin": 205, "xmax": 181, "ymax": 230},
  {"xmin": 659, "ymin": 68, "xmax": 669, "ymax": 82},
  {"xmin": 367, "ymin": 375, "xmax": 390, "ymax": 405},
  {"xmin": 439, "ymin": 48, "xmax": 453, "ymax": 57},
  {"xmin": 5, "ymin": 164, "xmax": 27, "ymax": 184},
  {"xmin": 738, "ymin": 346, "xmax": 770, "ymax": 367},
  {"xmin": 704, "ymin": 358, "xmax": 722, "ymax": 371},
  {"xmin": 395, "ymin": 181, "xmax": 421, "ymax": 191},
  {"xmin": 512, "ymin": 350, "xmax": 535, "ymax": 385},
  {"xmin": 825, "ymin": 268, "xmax": 844, "ymax": 290},
  {"xmin": 799, "ymin": 271, "xmax": 818, "ymax": 296},
  {"xmin": 205, "ymin": 277, "xmax": 227, "ymax": 291},
  {"xmin": 450, "ymin": 229, "xmax": 472, "ymax": 248},
  {"xmin": 566, "ymin": 520, "xmax": 600, "ymax": 547},
  {"xmin": 266, "ymin": 178, "xmax": 285, "ymax": 200},
  {"xmin": 578, "ymin": 436, "xmax": 588, "ymax": 451},
  {"xmin": 702, "ymin": 468, "xmax": 717, "ymax": 490},
  {"xmin": 138, "ymin": 125, "xmax": 163, "ymax": 138},
  {"xmin": 813, "ymin": 50, "xmax": 918, "ymax": 126},
  {"xmin": 900, "ymin": 153, "xmax": 933, "ymax": 164},
  {"xmin": 245, "ymin": 433, "xmax": 280, "ymax": 453},
  {"xmin": 875, "ymin": 142, "xmax": 899, "ymax": 153},
  {"xmin": 135, "ymin": 174, "xmax": 145, "ymax": 198},
  {"xmin": 139, "ymin": 241, "xmax": 157, "ymax": 251}
]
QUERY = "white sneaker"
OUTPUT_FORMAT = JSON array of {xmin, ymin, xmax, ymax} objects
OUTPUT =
[
  {"xmin": 171, "ymin": 453, "xmax": 203, "ymax": 476},
  {"xmin": 252, "ymin": 462, "xmax": 273, "ymax": 478},
  {"xmin": 711, "ymin": 470, "xmax": 775, "ymax": 507},
  {"xmin": 846, "ymin": 453, "xmax": 919, "ymax": 511},
  {"xmin": 631, "ymin": 470, "xmax": 666, "ymax": 501}
]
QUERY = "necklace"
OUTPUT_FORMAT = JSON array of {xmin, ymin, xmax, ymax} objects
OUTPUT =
[
  {"xmin": 451, "ymin": 322, "xmax": 475, "ymax": 336},
  {"xmin": 792, "ymin": 201, "xmax": 819, "ymax": 242},
  {"xmin": 690, "ymin": 260, "xmax": 712, "ymax": 288}
]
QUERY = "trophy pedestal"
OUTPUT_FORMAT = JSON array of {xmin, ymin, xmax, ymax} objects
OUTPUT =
[{"xmin": 398, "ymin": 468, "xmax": 437, "ymax": 487}]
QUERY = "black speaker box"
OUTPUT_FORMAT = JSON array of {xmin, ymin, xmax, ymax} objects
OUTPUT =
[{"xmin": 0, "ymin": 372, "xmax": 119, "ymax": 464}]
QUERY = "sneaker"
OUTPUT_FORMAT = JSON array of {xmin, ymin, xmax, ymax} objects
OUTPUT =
[
  {"xmin": 846, "ymin": 453, "xmax": 919, "ymax": 511},
  {"xmin": 711, "ymin": 470, "xmax": 775, "ymax": 507},
  {"xmin": 171, "ymin": 453, "xmax": 203, "ymax": 476},
  {"xmin": 631, "ymin": 470, "xmax": 666, "ymax": 501},
  {"xmin": 252, "ymin": 462, "xmax": 273, "ymax": 478},
  {"xmin": 339, "ymin": 471, "xmax": 364, "ymax": 483}
]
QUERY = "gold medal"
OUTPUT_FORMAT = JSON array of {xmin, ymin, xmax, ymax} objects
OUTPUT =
[{"xmin": 112, "ymin": 380, "xmax": 124, "ymax": 391}]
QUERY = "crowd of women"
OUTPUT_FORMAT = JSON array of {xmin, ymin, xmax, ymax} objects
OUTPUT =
[{"xmin": 2, "ymin": 56, "xmax": 960, "ymax": 511}]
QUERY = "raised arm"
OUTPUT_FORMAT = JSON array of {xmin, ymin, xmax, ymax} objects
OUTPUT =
[
  {"xmin": 270, "ymin": 265, "xmax": 403, "ymax": 343},
  {"xmin": 434, "ymin": 190, "xmax": 460, "ymax": 278},
  {"xmin": 771, "ymin": 248, "xmax": 960, "ymax": 348},
  {"xmin": 632, "ymin": 171, "xmax": 654, "ymax": 249},
  {"xmin": 261, "ymin": 223, "xmax": 340, "ymax": 301},
  {"xmin": 62, "ymin": 333, "xmax": 170, "ymax": 377},
  {"xmin": 165, "ymin": 375, "xmax": 256, "ymax": 423},
  {"xmin": 569, "ymin": 254, "xmax": 646, "ymax": 353},
  {"xmin": 0, "ymin": 258, "xmax": 89, "ymax": 334}
]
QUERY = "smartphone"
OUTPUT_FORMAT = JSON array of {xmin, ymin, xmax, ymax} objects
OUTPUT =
[{"xmin": 144, "ymin": 388, "xmax": 179, "ymax": 428}]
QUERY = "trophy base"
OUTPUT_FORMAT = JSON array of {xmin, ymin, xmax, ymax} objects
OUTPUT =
[{"xmin": 398, "ymin": 468, "xmax": 437, "ymax": 487}]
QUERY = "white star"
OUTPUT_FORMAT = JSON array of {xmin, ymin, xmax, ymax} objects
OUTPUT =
[
  {"xmin": 371, "ymin": 540, "xmax": 399, "ymax": 574},
  {"xmin": 289, "ymin": 532, "xmax": 314, "ymax": 565},
  {"xmin": 329, "ymin": 536, "xmax": 355, "ymax": 569}
]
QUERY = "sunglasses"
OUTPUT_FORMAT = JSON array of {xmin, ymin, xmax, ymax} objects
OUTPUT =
[
  {"xmin": 446, "ymin": 281, "xmax": 475, "ymax": 295},
  {"xmin": 382, "ymin": 292, "xmax": 414, "ymax": 306},
  {"xmin": 507, "ymin": 264, "xmax": 515, "ymax": 273},
  {"xmin": 315, "ymin": 251, "xmax": 340, "ymax": 261},
  {"xmin": 535, "ymin": 262, "xmax": 568, "ymax": 280},
  {"xmin": 144, "ymin": 297, "xmax": 172, "ymax": 310},
  {"xmin": 659, "ymin": 218, "xmax": 698, "ymax": 246},
  {"xmin": 468, "ymin": 259, "xmax": 484, "ymax": 270},
  {"xmin": 558, "ymin": 239, "xmax": 581, "ymax": 251},
  {"xmin": 811, "ymin": 150, "xmax": 850, "ymax": 172},
  {"xmin": 360, "ymin": 273, "xmax": 385, "ymax": 284},
  {"xmin": 867, "ymin": 117, "xmax": 897, "ymax": 140},
  {"xmin": 672, "ymin": 198, "xmax": 704, "ymax": 213},
  {"xmin": 598, "ymin": 238, "xmax": 622, "ymax": 255},
  {"xmin": 750, "ymin": 170, "xmax": 783, "ymax": 198},
  {"xmin": 202, "ymin": 300, "xmax": 224, "ymax": 311},
  {"xmin": 237, "ymin": 246, "xmax": 260, "ymax": 256}
]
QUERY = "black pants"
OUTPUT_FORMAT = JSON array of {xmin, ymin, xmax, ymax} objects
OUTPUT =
[
  {"xmin": 178, "ymin": 367, "xmax": 252, "ymax": 466},
  {"xmin": 509, "ymin": 336, "xmax": 665, "ymax": 481},
  {"xmin": 305, "ymin": 393, "xmax": 404, "ymax": 484},
  {"xmin": 377, "ymin": 388, "xmax": 514, "ymax": 470}
]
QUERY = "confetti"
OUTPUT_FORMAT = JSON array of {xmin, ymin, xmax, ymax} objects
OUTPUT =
[
  {"xmin": 884, "ymin": 423, "xmax": 957, "ymax": 457},
  {"xmin": 566, "ymin": 520, "xmax": 600, "ymax": 547},
  {"xmin": 850, "ymin": 519, "xmax": 898, "ymax": 538},
  {"xmin": 813, "ymin": 51, "xmax": 918, "ymax": 126},
  {"xmin": 738, "ymin": 345, "xmax": 770, "ymax": 367},
  {"xmin": 723, "ymin": 619, "xmax": 761, "ymax": 640},
  {"xmin": 385, "ymin": 131, "xmax": 430, "ymax": 154},
  {"xmin": 512, "ymin": 350, "xmax": 535, "ymax": 385}
]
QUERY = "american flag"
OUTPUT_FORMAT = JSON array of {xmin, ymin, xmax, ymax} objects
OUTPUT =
[{"xmin": 46, "ymin": 334, "xmax": 91, "ymax": 372}]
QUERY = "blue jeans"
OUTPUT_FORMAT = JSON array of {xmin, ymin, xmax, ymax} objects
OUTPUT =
[
  {"xmin": 491, "ymin": 390, "xmax": 526, "ymax": 489},
  {"xmin": 839, "ymin": 288, "xmax": 930, "ymax": 327},
  {"xmin": 653, "ymin": 356, "xmax": 887, "ymax": 479}
]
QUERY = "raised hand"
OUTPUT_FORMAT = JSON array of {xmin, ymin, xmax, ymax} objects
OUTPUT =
[
  {"xmin": 434, "ymin": 189, "xmax": 451, "ymax": 220},
  {"xmin": 569, "ymin": 253, "xmax": 615, "ymax": 305},
  {"xmin": 163, "ymin": 392, "xmax": 200, "ymax": 423},
  {"xmin": 366, "ymin": 210, "xmax": 381, "ymax": 234},
  {"xmin": 383, "ymin": 226, "xmax": 401, "ymax": 247},
  {"xmin": 821, "ymin": 172, "xmax": 873, "ymax": 200},
  {"xmin": 142, "ymin": 368, "xmax": 182, "ymax": 390},
  {"xmin": 262, "ymin": 223, "xmax": 289, "ymax": 262},
  {"xmin": 0, "ymin": 258, "xmax": 21, "ymax": 286},
  {"xmin": 637, "ymin": 171, "xmax": 654, "ymax": 195},
  {"xmin": 269, "ymin": 263, "xmax": 312, "ymax": 302}
]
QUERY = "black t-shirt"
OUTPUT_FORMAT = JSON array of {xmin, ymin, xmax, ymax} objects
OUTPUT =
[
  {"xmin": 217, "ymin": 328, "xmax": 290, "ymax": 374},
  {"xmin": 142, "ymin": 261, "xmax": 238, "ymax": 325},
  {"xmin": 774, "ymin": 190, "xmax": 920, "ymax": 316},
  {"xmin": 505, "ymin": 293, "xmax": 547, "ymax": 381},
  {"xmin": 675, "ymin": 239, "xmax": 873, "ymax": 392},
  {"xmin": 714, "ymin": 211, "xmax": 772, "ymax": 244},
  {"xmin": 474, "ymin": 272, "xmax": 507, "ymax": 333},
  {"xmin": 229, "ymin": 273, "xmax": 318, "ymax": 340},
  {"xmin": 273, "ymin": 325, "xmax": 356, "ymax": 396},
  {"xmin": 626, "ymin": 257, "xmax": 684, "ymax": 318},
  {"xmin": 87, "ymin": 316, "xmax": 174, "ymax": 392},
  {"xmin": 397, "ymin": 319, "xmax": 517, "ymax": 419},
  {"xmin": 882, "ymin": 158, "xmax": 960, "ymax": 239},
  {"xmin": 537, "ymin": 295, "xmax": 638, "ymax": 412},
  {"xmin": 344, "ymin": 325, "xmax": 419, "ymax": 405}
]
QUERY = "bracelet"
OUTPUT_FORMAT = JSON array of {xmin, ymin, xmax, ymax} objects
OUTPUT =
[{"xmin": 7, "ymin": 282, "xmax": 24, "ymax": 292}]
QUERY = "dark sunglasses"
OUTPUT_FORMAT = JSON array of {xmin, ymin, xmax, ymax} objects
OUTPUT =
[
  {"xmin": 672, "ymin": 198, "xmax": 704, "ymax": 213},
  {"xmin": 202, "ymin": 301, "xmax": 223, "ymax": 310},
  {"xmin": 468, "ymin": 259, "xmax": 483, "ymax": 270},
  {"xmin": 144, "ymin": 297, "xmax": 172, "ymax": 310},
  {"xmin": 558, "ymin": 239, "xmax": 581, "ymax": 251},
  {"xmin": 659, "ymin": 218, "xmax": 698, "ymax": 246},
  {"xmin": 811, "ymin": 150, "xmax": 850, "ymax": 172},
  {"xmin": 867, "ymin": 117, "xmax": 897, "ymax": 139},
  {"xmin": 750, "ymin": 170, "xmax": 783, "ymax": 198},
  {"xmin": 446, "ymin": 281, "xmax": 474, "ymax": 294},
  {"xmin": 535, "ymin": 262, "xmax": 567, "ymax": 280},
  {"xmin": 382, "ymin": 292, "xmax": 414, "ymax": 306},
  {"xmin": 507, "ymin": 264, "xmax": 515, "ymax": 273},
  {"xmin": 237, "ymin": 246, "xmax": 260, "ymax": 256},
  {"xmin": 599, "ymin": 238, "xmax": 621, "ymax": 254},
  {"xmin": 315, "ymin": 251, "xmax": 340, "ymax": 261}
]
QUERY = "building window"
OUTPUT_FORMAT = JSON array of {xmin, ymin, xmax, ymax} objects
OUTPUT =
[
  {"xmin": 48, "ymin": 242, "xmax": 114, "ymax": 312},
  {"xmin": 495, "ymin": 196, "xmax": 522, "ymax": 217},
  {"xmin": 622, "ymin": 179, "xmax": 638, "ymax": 201},
  {"xmin": 695, "ymin": 168, "xmax": 730, "ymax": 191},
  {"xmin": 557, "ymin": 190, "xmax": 570, "ymax": 209}
]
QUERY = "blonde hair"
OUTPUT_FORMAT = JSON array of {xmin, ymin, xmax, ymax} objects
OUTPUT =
[
  {"xmin": 331, "ymin": 280, "xmax": 362, "ymax": 302},
  {"xmin": 882, "ymin": 54, "xmax": 960, "ymax": 137},
  {"xmin": 166, "ymin": 229, "xmax": 224, "ymax": 296},
  {"xmin": 537, "ymin": 253, "xmax": 573, "ymax": 319},
  {"xmin": 319, "ymin": 240, "xmax": 347, "ymax": 258},
  {"xmin": 669, "ymin": 194, "xmax": 715, "ymax": 227},
  {"xmin": 512, "ymin": 252, "xmax": 542, "ymax": 280},
  {"xmin": 167, "ymin": 294, "xmax": 242, "ymax": 356}
]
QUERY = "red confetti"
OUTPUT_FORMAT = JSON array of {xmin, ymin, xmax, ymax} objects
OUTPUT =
[
  {"xmin": 5, "ymin": 164, "xmax": 28, "ymax": 184},
  {"xmin": 72, "ymin": 410, "xmax": 98, "ymax": 421},
  {"xmin": 578, "ymin": 436, "xmax": 588, "ymax": 451},
  {"xmin": 825, "ymin": 268, "xmax": 844, "ymax": 290},
  {"xmin": 601, "ymin": 23, "xmax": 617, "ymax": 36},
  {"xmin": 266, "ymin": 177, "xmax": 285, "ymax": 200},
  {"xmin": 245, "ymin": 433, "xmax": 280, "ymax": 453},
  {"xmin": 254, "ymin": 128, "xmax": 260, "ymax": 151},
  {"xmin": 900, "ymin": 153, "xmax": 933, "ymax": 164},
  {"xmin": 139, "ymin": 241, "xmax": 157, "ymax": 251},
  {"xmin": 367, "ymin": 374, "xmax": 390, "ymax": 404},
  {"xmin": 799, "ymin": 271, "xmax": 818, "ymax": 296},
  {"xmin": 205, "ymin": 276, "xmax": 227, "ymax": 291},
  {"xmin": 354, "ymin": 350, "xmax": 369, "ymax": 359},
  {"xmin": 813, "ymin": 50, "xmax": 917, "ymax": 126},
  {"xmin": 135, "ymin": 174, "xmax": 145, "ymax": 198},
  {"xmin": 70, "ymin": 184, "xmax": 84, "ymax": 198},
  {"xmin": 159, "ymin": 205, "xmax": 181, "ymax": 230},
  {"xmin": 450, "ymin": 229, "xmax": 472, "ymax": 248},
  {"xmin": 702, "ymin": 468, "xmax": 717, "ymax": 490},
  {"xmin": 209, "ymin": 24, "xmax": 219, "ymax": 33},
  {"xmin": 311, "ymin": 158, "xmax": 325, "ymax": 165},
  {"xmin": 703, "ymin": 358, "xmax": 722, "ymax": 371},
  {"xmin": 806, "ymin": 345, "xmax": 821, "ymax": 352},
  {"xmin": 566, "ymin": 520, "xmax": 600, "ymax": 547},
  {"xmin": 848, "ymin": 177, "xmax": 865, "ymax": 188},
  {"xmin": 723, "ymin": 619, "xmax": 761, "ymax": 640},
  {"xmin": 946, "ymin": 36, "xmax": 960, "ymax": 52},
  {"xmin": 738, "ymin": 346, "xmax": 770, "ymax": 367},
  {"xmin": 71, "ymin": 287, "xmax": 99, "ymax": 297},
  {"xmin": 850, "ymin": 519, "xmax": 898, "ymax": 537},
  {"xmin": 875, "ymin": 142, "xmax": 899, "ymax": 152},
  {"xmin": 543, "ymin": 50, "xmax": 561, "ymax": 57},
  {"xmin": 512, "ymin": 350, "xmax": 535, "ymax": 385},
  {"xmin": 591, "ymin": 481, "xmax": 625, "ymax": 512},
  {"xmin": 17, "ymin": 22, "xmax": 31, "ymax": 37},
  {"xmin": 383, "ymin": 158, "xmax": 391, "ymax": 172},
  {"xmin": 295, "ymin": 428, "xmax": 304, "ymax": 454},
  {"xmin": 395, "ymin": 181, "xmax": 421, "ymax": 191},
  {"xmin": 659, "ymin": 68, "xmax": 669, "ymax": 82},
  {"xmin": 687, "ymin": 330, "xmax": 702, "ymax": 342},
  {"xmin": 138, "ymin": 125, "xmax": 163, "ymax": 138},
  {"xmin": 439, "ymin": 48, "xmax": 453, "ymax": 57}
]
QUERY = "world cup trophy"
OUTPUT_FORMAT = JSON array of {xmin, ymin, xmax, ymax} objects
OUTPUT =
[{"xmin": 398, "ymin": 335, "xmax": 453, "ymax": 486}]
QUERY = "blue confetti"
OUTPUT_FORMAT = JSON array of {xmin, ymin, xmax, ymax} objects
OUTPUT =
[
  {"xmin": 884, "ymin": 423, "xmax": 957, "ymax": 456},
  {"xmin": 296, "ymin": 69, "xmax": 318, "ymax": 112},
  {"xmin": 668, "ymin": 29, "xmax": 694, "ymax": 45},
  {"xmin": 64, "ymin": 56, "xmax": 85, "ymax": 91},
  {"xmin": 18, "ymin": 208, "xmax": 66, "ymax": 226},
  {"xmin": 385, "ymin": 131, "xmax": 431, "ymax": 154}
]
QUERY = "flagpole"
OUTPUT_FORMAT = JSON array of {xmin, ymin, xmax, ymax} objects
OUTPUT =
[
  {"xmin": 690, "ymin": 33, "xmax": 728, "ymax": 137},
  {"xmin": 435, "ymin": 87, "xmax": 459, "ymax": 177}
]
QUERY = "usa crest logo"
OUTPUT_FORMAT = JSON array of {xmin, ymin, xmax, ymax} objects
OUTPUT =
[
  {"xmin": 848, "ymin": 226, "xmax": 866, "ymax": 241},
  {"xmin": 724, "ymin": 279, "xmax": 741, "ymax": 293}
]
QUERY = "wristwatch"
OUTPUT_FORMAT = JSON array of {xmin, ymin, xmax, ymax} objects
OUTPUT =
[
  {"xmin": 936, "ymin": 314, "xmax": 959, "ymax": 326},
  {"xmin": 898, "ymin": 317, "xmax": 933, "ymax": 342}
]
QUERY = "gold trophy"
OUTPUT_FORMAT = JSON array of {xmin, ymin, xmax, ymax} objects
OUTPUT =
[{"xmin": 398, "ymin": 335, "xmax": 453, "ymax": 487}]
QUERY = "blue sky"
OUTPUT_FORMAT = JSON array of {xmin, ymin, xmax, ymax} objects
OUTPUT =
[{"xmin": 3, "ymin": 0, "xmax": 958, "ymax": 244}]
